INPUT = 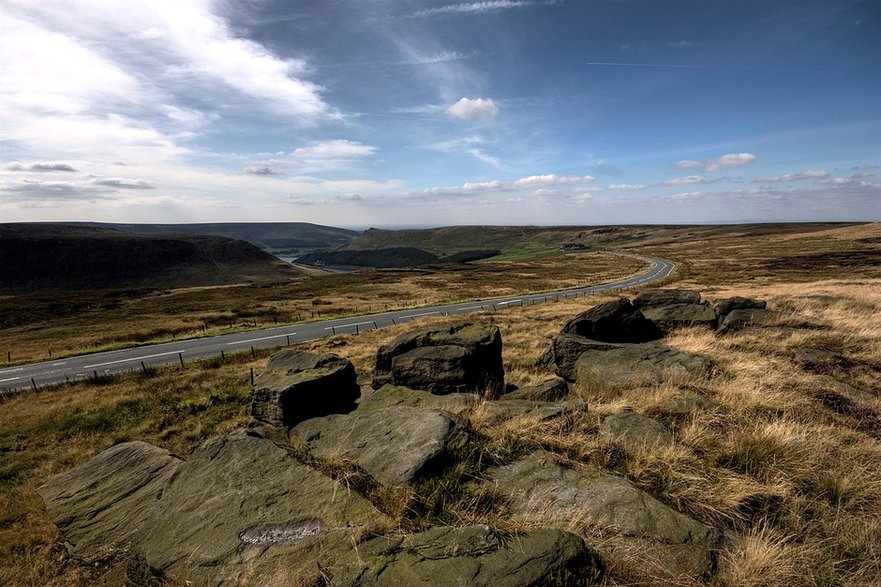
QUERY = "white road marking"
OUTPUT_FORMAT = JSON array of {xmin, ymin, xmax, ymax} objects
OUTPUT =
[
  {"xmin": 226, "ymin": 333, "xmax": 293, "ymax": 345},
  {"xmin": 0, "ymin": 377, "xmax": 20, "ymax": 382},
  {"xmin": 0, "ymin": 367, "xmax": 24, "ymax": 374},
  {"xmin": 84, "ymin": 350, "xmax": 183, "ymax": 368},
  {"xmin": 51, "ymin": 362, "xmax": 67, "ymax": 366},
  {"xmin": 401, "ymin": 311, "xmax": 442, "ymax": 319},
  {"xmin": 324, "ymin": 321, "xmax": 374, "ymax": 330},
  {"xmin": 497, "ymin": 299, "xmax": 522, "ymax": 306},
  {"xmin": 454, "ymin": 306, "xmax": 485, "ymax": 311}
]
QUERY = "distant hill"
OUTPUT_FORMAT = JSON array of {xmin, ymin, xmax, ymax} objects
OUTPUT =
[
  {"xmin": 0, "ymin": 224, "xmax": 306, "ymax": 294},
  {"xmin": 296, "ymin": 247, "xmax": 501, "ymax": 268},
  {"xmin": 62, "ymin": 222, "xmax": 359, "ymax": 252}
]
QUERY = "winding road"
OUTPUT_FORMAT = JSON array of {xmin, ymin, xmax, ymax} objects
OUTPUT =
[{"xmin": 0, "ymin": 252, "xmax": 674, "ymax": 393}]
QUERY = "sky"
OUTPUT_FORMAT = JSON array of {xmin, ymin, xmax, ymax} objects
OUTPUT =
[{"xmin": 1, "ymin": 0, "xmax": 879, "ymax": 227}]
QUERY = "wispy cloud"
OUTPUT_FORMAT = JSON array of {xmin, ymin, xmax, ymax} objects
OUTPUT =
[
  {"xmin": 676, "ymin": 153, "xmax": 757, "ymax": 172},
  {"xmin": 4, "ymin": 161, "xmax": 76, "ymax": 172},
  {"xmin": 410, "ymin": 1, "xmax": 537, "ymax": 18},
  {"xmin": 668, "ymin": 40, "xmax": 695, "ymax": 49},
  {"xmin": 753, "ymin": 170, "xmax": 828, "ymax": 183},
  {"xmin": 661, "ymin": 175, "xmax": 715, "ymax": 186},
  {"xmin": 608, "ymin": 183, "xmax": 646, "ymax": 191},
  {"xmin": 89, "ymin": 177, "xmax": 156, "ymax": 189}
]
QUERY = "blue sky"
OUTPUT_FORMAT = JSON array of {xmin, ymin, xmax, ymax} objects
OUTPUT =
[{"xmin": 1, "ymin": 0, "xmax": 878, "ymax": 226}]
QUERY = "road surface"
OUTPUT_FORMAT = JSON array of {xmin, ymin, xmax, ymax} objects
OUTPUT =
[{"xmin": 0, "ymin": 252, "xmax": 673, "ymax": 393}]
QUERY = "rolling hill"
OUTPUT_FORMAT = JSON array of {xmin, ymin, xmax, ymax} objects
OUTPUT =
[{"xmin": 0, "ymin": 224, "xmax": 306, "ymax": 294}]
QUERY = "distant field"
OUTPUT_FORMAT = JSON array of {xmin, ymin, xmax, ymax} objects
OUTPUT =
[{"xmin": 1, "ymin": 222, "xmax": 879, "ymax": 586}]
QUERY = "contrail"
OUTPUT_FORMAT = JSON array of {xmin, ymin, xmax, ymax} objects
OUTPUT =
[{"xmin": 585, "ymin": 61, "xmax": 834, "ymax": 74}]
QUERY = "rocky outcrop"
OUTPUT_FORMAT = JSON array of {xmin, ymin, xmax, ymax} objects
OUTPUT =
[
  {"xmin": 600, "ymin": 411, "xmax": 673, "ymax": 450},
  {"xmin": 133, "ymin": 432, "xmax": 388, "ymax": 585},
  {"xmin": 332, "ymin": 525, "xmax": 605, "ymax": 587},
  {"xmin": 373, "ymin": 323, "xmax": 504, "ymax": 397},
  {"xmin": 291, "ymin": 406, "xmax": 472, "ymax": 486},
  {"xmin": 717, "ymin": 307, "xmax": 770, "ymax": 334},
  {"xmin": 633, "ymin": 289, "xmax": 701, "ymax": 308},
  {"xmin": 502, "ymin": 376, "xmax": 570, "ymax": 402},
  {"xmin": 484, "ymin": 450, "xmax": 722, "ymax": 580},
  {"xmin": 640, "ymin": 302, "xmax": 717, "ymax": 330},
  {"xmin": 560, "ymin": 299, "xmax": 663, "ymax": 343},
  {"xmin": 37, "ymin": 442, "xmax": 183, "ymax": 563},
  {"xmin": 250, "ymin": 350, "xmax": 359, "ymax": 427},
  {"xmin": 575, "ymin": 342, "xmax": 713, "ymax": 390},
  {"xmin": 539, "ymin": 333, "xmax": 621, "ymax": 381},
  {"xmin": 357, "ymin": 384, "xmax": 479, "ymax": 416}
]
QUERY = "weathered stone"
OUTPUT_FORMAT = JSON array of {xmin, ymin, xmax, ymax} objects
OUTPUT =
[
  {"xmin": 250, "ymin": 350, "xmax": 359, "ymax": 427},
  {"xmin": 291, "ymin": 406, "xmax": 472, "ymax": 486},
  {"xmin": 655, "ymin": 392, "xmax": 723, "ymax": 419},
  {"xmin": 357, "ymin": 384, "xmax": 479, "ymax": 415},
  {"xmin": 479, "ymin": 399, "xmax": 586, "ymax": 426},
  {"xmin": 633, "ymin": 289, "xmax": 702, "ymax": 308},
  {"xmin": 485, "ymin": 450, "xmax": 721, "ymax": 580},
  {"xmin": 373, "ymin": 322, "xmax": 504, "ymax": 397},
  {"xmin": 134, "ymin": 431, "xmax": 387, "ymax": 585},
  {"xmin": 641, "ymin": 303, "xmax": 717, "ymax": 330},
  {"xmin": 575, "ymin": 342, "xmax": 713, "ymax": 391},
  {"xmin": 333, "ymin": 525, "xmax": 605, "ymax": 587},
  {"xmin": 502, "ymin": 377, "xmax": 570, "ymax": 401},
  {"xmin": 560, "ymin": 299, "xmax": 663, "ymax": 343},
  {"xmin": 37, "ymin": 441, "xmax": 182, "ymax": 563},
  {"xmin": 713, "ymin": 296, "xmax": 767, "ymax": 323},
  {"xmin": 717, "ymin": 308, "xmax": 771, "ymax": 334},
  {"xmin": 601, "ymin": 411, "xmax": 673, "ymax": 450},
  {"xmin": 539, "ymin": 333, "xmax": 622, "ymax": 381}
]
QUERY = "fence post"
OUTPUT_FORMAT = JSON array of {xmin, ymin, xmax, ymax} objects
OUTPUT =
[
  {"xmin": 250, "ymin": 368, "xmax": 254, "ymax": 386},
  {"xmin": 178, "ymin": 353, "xmax": 184, "ymax": 367},
  {"xmin": 31, "ymin": 378, "xmax": 38, "ymax": 393},
  {"xmin": 251, "ymin": 346, "xmax": 256, "ymax": 358},
  {"xmin": 141, "ymin": 361, "xmax": 148, "ymax": 375}
]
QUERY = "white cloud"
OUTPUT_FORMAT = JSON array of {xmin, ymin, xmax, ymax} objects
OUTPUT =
[
  {"xmin": 661, "ymin": 175, "xmax": 713, "ymax": 186},
  {"xmin": 670, "ymin": 191, "xmax": 702, "ymax": 200},
  {"xmin": 676, "ymin": 153, "xmax": 757, "ymax": 172},
  {"xmin": 89, "ymin": 177, "xmax": 156, "ymax": 189},
  {"xmin": 466, "ymin": 148, "xmax": 502, "ymax": 168},
  {"xmin": 421, "ymin": 180, "xmax": 508, "ymax": 197},
  {"xmin": 753, "ymin": 170, "xmax": 829, "ymax": 183},
  {"xmin": 4, "ymin": 161, "xmax": 76, "ymax": 172},
  {"xmin": 608, "ymin": 183, "xmax": 646, "ymax": 191},
  {"xmin": 446, "ymin": 98, "xmax": 498, "ymax": 121},
  {"xmin": 293, "ymin": 140, "xmax": 377, "ymax": 159},
  {"xmin": 410, "ymin": 1, "xmax": 533, "ymax": 18},
  {"xmin": 513, "ymin": 174, "xmax": 594, "ymax": 187}
]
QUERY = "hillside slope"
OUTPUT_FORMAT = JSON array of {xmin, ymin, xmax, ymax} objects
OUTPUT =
[
  {"xmin": 63, "ymin": 222, "xmax": 359, "ymax": 252},
  {"xmin": 0, "ymin": 224, "xmax": 304, "ymax": 294}
]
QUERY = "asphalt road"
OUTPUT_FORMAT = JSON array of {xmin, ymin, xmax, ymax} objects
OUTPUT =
[{"xmin": 0, "ymin": 252, "xmax": 674, "ymax": 393}]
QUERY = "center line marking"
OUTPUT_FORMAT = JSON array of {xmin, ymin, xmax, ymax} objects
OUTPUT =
[
  {"xmin": 325, "ymin": 321, "xmax": 373, "ymax": 330},
  {"xmin": 401, "ymin": 311, "xmax": 441, "ymax": 319},
  {"xmin": 0, "ymin": 377, "xmax": 20, "ymax": 382},
  {"xmin": 226, "ymin": 333, "xmax": 294, "ymax": 345},
  {"xmin": 84, "ymin": 350, "xmax": 183, "ymax": 369}
]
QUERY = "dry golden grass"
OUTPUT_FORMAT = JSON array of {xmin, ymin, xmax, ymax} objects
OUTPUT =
[{"xmin": 1, "ymin": 223, "xmax": 879, "ymax": 585}]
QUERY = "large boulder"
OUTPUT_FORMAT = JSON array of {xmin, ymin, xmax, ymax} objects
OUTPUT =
[
  {"xmin": 600, "ymin": 411, "xmax": 673, "ymax": 451},
  {"xmin": 37, "ymin": 441, "xmax": 183, "ymax": 563},
  {"xmin": 560, "ymin": 299, "xmax": 663, "ymax": 343},
  {"xmin": 333, "ymin": 525, "xmax": 605, "ymax": 587},
  {"xmin": 502, "ymin": 376, "xmax": 570, "ymax": 402},
  {"xmin": 633, "ymin": 289, "xmax": 702, "ymax": 308},
  {"xmin": 250, "ymin": 350, "xmax": 359, "ymax": 427},
  {"xmin": 357, "ymin": 384, "xmax": 479, "ymax": 416},
  {"xmin": 640, "ymin": 303, "xmax": 717, "ymax": 330},
  {"xmin": 575, "ymin": 342, "xmax": 713, "ymax": 391},
  {"xmin": 713, "ymin": 296, "xmax": 767, "ymax": 323},
  {"xmin": 373, "ymin": 323, "xmax": 504, "ymax": 397},
  {"xmin": 539, "ymin": 333, "xmax": 622, "ymax": 382},
  {"xmin": 290, "ymin": 406, "xmax": 472, "ymax": 486},
  {"xmin": 133, "ymin": 431, "xmax": 388, "ymax": 585},
  {"xmin": 484, "ymin": 450, "xmax": 721, "ymax": 580}
]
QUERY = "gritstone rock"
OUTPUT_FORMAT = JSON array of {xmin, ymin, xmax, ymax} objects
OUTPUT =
[
  {"xmin": 633, "ymin": 289, "xmax": 702, "ymax": 308},
  {"xmin": 560, "ymin": 299, "xmax": 663, "ymax": 343},
  {"xmin": 250, "ymin": 350, "xmax": 359, "ymax": 427},
  {"xmin": 373, "ymin": 322, "xmax": 503, "ymax": 397},
  {"xmin": 713, "ymin": 296, "xmax": 767, "ymax": 323},
  {"xmin": 501, "ymin": 376, "xmax": 570, "ymax": 401},
  {"xmin": 575, "ymin": 342, "xmax": 713, "ymax": 391},
  {"xmin": 600, "ymin": 411, "xmax": 674, "ymax": 450}
]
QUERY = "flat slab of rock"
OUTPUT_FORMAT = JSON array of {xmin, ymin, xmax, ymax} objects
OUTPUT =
[
  {"xmin": 539, "ymin": 333, "xmax": 622, "ymax": 382},
  {"xmin": 333, "ymin": 525, "xmax": 605, "ymax": 587},
  {"xmin": 641, "ymin": 303, "xmax": 717, "ymax": 330},
  {"xmin": 717, "ymin": 308, "xmax": 771, "ymax": 334},
  {"xmin": 357, "ymin": 384, "xmax": 479, "ymax": 416},
  {"xmin": 601, "ymin": 411, "xmax": 673, "ymax": 450},
  {"xmin": 291, "ymin": 406, "xmax": 472, "ymax": 486},
  {"xmin": 250, "ymin": 350, "xmax": 359, "ymax": 427},
  {"xmin": 484, "ymin": 451, "xmax": 721, "ymax": 580},
  {"xmin": 575, "ymin": 342, "xmax": 713, "ymax": 390},
  {"xmin": 38, "ymin": 441, "xmax": 182, "ymax": 563},
  {"xmin": 478, "ymin": 399, "xmax": 586, "ymax": 427},
  {"xmin": 633, "ymin": 289, "xmax": 702, "ymax": 308},
  {"xmin": 561, "ymin": 299, "xmax": 662, "ymax": 343},
  {"xmin": 373, "ymin": 323, "xmax": 503, "ymax": 397},
  {"xmin": 134, "ymin": 431, "xmax": 387, "ymax": 585},
  {"xmin": 502, "ymin": 377, "xmax": 570, "ymax": 401}
]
